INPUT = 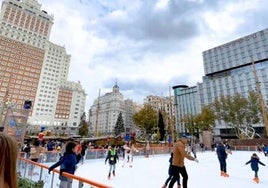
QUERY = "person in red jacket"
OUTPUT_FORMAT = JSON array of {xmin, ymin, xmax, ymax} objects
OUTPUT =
[{"xmin": 168, "ymin": 137, "xmax": 198, "ymax": 188}]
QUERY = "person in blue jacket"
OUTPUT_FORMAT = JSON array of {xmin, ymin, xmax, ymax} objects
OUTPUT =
[
  {"xmin": 48, "ymin": 141, "xmax": 80, "ymax": 188},
  {"xmin": 216, "ymin": 141, "xmax": 229, "ymax": 177},
  {"xmin": 245, "ymin": 153, "xmax": 266, "ymax": 183}
]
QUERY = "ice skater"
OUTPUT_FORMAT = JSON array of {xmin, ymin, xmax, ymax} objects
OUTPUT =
[
  {"xmin": 122, "ymin": 141, "xmax": 138, "ymax": 167},
  {"xmin": 105, "ymin": 145, "xmax": 119, "ymax": 180},
  {"xmin": 216, "ymin": 141, "xmax": 229, "ymax": 177},
  {"xmin": 168, "ymin": 137, "xmax": 198, "ymax": 188},
  {"xmin": 48, "ymin": 141, "xmax": 81, "ymax": 188},
  {"xmin": 162, "ymin": 152, "xmax": 181, "ymax": 188},
  {"xmin": 245, "ymin": 153, "xmax": 266, "ymax": 183}
]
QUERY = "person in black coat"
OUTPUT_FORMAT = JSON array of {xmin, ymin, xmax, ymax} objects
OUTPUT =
[
  {"xmin": 105, "ymin": 145, "xmax": 119, "ymax": 180},
  {"xmin": 162, "ymin": 152, "xmax": 181, "ymax": 188},
  {"xmin": 48, "ymin": 141, "xmax": 80, "ymax": 188},
  {"xmin": 245, "ymin": 153, "xmax": 266, "ymax": 183},
  {"xmin": 216, "ymin": 141, "xmax": 229, "ymax": 177}
]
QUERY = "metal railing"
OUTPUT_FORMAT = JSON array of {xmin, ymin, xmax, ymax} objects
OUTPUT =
[
  {"xmin": 17, "ymin": 146, "xmax": 172, "ymax": 187},
  {"xmin": 18, "ymin": 145, "xmax": 259, "ymax": 187},
  {"xmin": 17, "ymin": 155, "xmax": 112, "ymax": 188}
]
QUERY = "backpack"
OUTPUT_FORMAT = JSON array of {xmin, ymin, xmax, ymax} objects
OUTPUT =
[{"xmin": 109, "ymin": 149, "xmax": 117, "ymax": 163}]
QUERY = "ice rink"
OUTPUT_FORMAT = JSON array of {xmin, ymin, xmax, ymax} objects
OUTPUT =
[{"xmin": 43, "ymin": 150, "xmax": 268, "ymax": 188}]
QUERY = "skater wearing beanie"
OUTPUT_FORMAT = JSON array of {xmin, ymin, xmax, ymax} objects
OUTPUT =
[{"xmin": 245, "ymin": 153, "xmax": 266, "ymax": 183}]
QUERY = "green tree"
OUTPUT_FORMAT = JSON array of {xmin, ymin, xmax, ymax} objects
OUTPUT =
[
  {"xmin": 113, "ymin": 112, "xmax": 125, "ymax": 137},
  {"xmin": 213, "ymin": 92, "xmax": 261, "ymax": 138},
  {"xmin": 181, "ymin": 114, "xmax": 196, "ymax": 136},
  {"xmin": 78, "ymin": 112, "xmax": 89, "ymax": 137},
  {"xmin": 197, "ymin": 105, "xmax": 216, "ymax": 131},
  {"xmin": 158, "ymin": 111, "xmax": 165, "ymax": 141},
  {"xmin": 245, "ymin": 91, "xmax": 261, "ymax": 126},
  {"xmin": 181, "ymin": 105, "xmax": 216, "ymax": 140},
  {"xmin": 133, "ymin": 104, "xmax": 158, "ymax": 136}
]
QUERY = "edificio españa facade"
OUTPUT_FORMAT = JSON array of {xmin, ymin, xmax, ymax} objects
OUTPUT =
[{"xmin": 0, "ymin": 0, "xmax": 86, "ymax": 134}]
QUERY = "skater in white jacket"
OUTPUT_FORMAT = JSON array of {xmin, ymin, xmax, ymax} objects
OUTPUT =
[{"xmin": 122, "ymin": 141, "xmax": 138, "ymax": 167}]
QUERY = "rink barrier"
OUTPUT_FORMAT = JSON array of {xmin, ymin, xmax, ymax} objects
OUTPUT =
[
  {"xmin": 19, "ymin": 145, "xmax": 258, "ymax": 163},
  {"xmin": 17, "ymin": 156, "xmax": 113, "ymax": 188},
  {"xmin": 17, "ymin": 145, "xmax": 259, "ymax": 186}
]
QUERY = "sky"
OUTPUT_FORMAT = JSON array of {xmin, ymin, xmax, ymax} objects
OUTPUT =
[
  {"xmin": 3, "ymin": 0, "xmax": 268, "ymax": 110},
  {"xmin": 35, "ymin": 151, "xmax": 268, "ymax": 188}
]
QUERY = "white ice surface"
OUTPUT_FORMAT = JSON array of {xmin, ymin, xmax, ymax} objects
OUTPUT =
[{"xmin": 72, "ymin": 151, "xmax": 268, "ymax": 188}]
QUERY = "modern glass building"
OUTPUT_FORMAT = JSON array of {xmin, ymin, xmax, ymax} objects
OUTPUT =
[
  {"xmin": 172, "ymin": 85, "xmax": 200, "ymax": 135},
  {"xmin": 198, "ymin": 28, "xmax": 268, "ymax": 137}
]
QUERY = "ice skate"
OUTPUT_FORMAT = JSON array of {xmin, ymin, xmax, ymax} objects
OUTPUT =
[
  {"xmin": 113, "ymin": 170, "xmax": 115, "ymax": 176},
  {"xmin": 108, "ymin": 173, "xmax": 111, "ymax": 180},
  {"xmin": 221, "ymin": 171, "xmax": 229, "ymax": 177},
  {"xmin": 161, "ymin": 185, "xmax": 166, "ymax": 188},
  {"xmin": 253, "ymin": 177, "xmax": 259, "ymax": 183}
]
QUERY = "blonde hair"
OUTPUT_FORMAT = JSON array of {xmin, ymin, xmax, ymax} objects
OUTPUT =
[{"xmin": 0, "ymin": 132, "xmax": 18, "ymax": 188}]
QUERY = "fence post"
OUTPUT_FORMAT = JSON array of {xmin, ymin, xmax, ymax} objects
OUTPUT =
[
  {"xmin": 39, "ymin": 167, "xmax": 43, "ymax": 182},
  {"xmin": 51, "ymin": 172, "xmax": 55, "ymax": 188},
  {"xmin": 78, "ymin": 181, "xmax": 84, "ymax": 188},
  {"xmin": 23, "ymin": 161, "xmax": 27, "ymax": 178}
]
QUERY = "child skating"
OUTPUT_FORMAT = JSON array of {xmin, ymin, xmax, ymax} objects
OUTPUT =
[
  {"xmin": 245, "ymin": 153, "xmax": 266, "ymax": 183},
  {"xmin": 105, "ymin": 145, "xmax": 119, "ymax": 180}
]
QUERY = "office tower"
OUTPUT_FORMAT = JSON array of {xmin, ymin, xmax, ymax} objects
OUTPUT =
[
  {"xmin": 198, "ymin": 28, "xmax": 268, "ymax": 136},
  {"xmin": 0, "ymin": 0, "xmax": 86, "ymax": 134}
]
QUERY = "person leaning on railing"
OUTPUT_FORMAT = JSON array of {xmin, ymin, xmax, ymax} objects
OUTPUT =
[
  {"xmin": 48, "ymin": 141, "xmax": 81, "ymax": 188},
  {"xmin": 0, "ymin": 132, "xmax": 19, "ymax": 188}
]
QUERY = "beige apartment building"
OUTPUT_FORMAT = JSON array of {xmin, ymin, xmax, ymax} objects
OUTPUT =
[{"xmin": 0, "ymin": 0, "xmax": 86, "ymax": 135}]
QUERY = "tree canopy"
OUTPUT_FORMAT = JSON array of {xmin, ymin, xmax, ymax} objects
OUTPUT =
[
  {"xmin": 78, "ymin": 112, "xmax": 89, "ymax": 137},
  {"xmin": 133, "ymin": 104, "xmax": 158, "ymax": 135},
  {"xmin": 213, "ymin": 91, "xmax": 262, "ymax": 138},
  {"xmin": 158, "ymin": 111, "xmax": 165, "ymax": 141}
]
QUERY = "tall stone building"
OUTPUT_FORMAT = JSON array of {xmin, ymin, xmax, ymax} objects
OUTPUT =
[
  {"xmin": 0, "ymin": 0, "xmax": 86, "ymax": 135},
  {"xmin": 88, "ymin": 83, "xmax": 125, "ymax": 136},
  {"xmin": 143, "ymin": 95, "xmax": 174, "ymax": 117}
]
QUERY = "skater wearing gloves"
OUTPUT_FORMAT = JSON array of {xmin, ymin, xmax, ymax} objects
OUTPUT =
[
  {"xmin": 168, "ymin": 137, "xmax": 198, "ymax": 188},
  {"xmin": 245, "ymin": 153, "xmax": 266, "ymax": 183},
  {"xmin": 216, "ymin": 141, "xmax": 229, "ymax": 177},
  {"xmin": 105, "ymin": 145, "xmax": 119, "ymax": 180}
]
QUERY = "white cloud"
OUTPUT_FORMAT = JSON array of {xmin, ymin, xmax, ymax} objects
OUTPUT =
[{"xmin": 1, "ymin": 0, "xmax": 268, "ymax": 110}]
